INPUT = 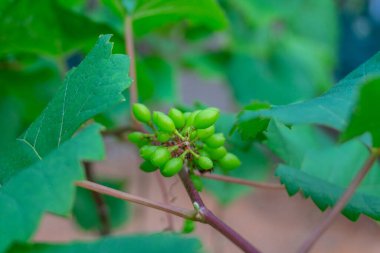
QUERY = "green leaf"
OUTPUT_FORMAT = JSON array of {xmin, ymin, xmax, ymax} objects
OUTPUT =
[
  {"xmin": 137, "ymin": 56, "xmax": 177, "ymax": 103},
  {"xmin": 8, "ymin": 234, "xmax": 204, "ymax": 253},
  {"xmin": 73, "ymin": 180, "xmax": 130, "ymax": 230},
  {"xmin": 0, "ymin": 0, "xmax": 120, "ymax": 56},
  {"xmin": 0, "ymin": 35, "xmax": 130, "ymax": 252},
  {"xmin": 223, "ymin": 0, "xmax": 337, "ymax": 105},
  {"xmin": 341, "ymin": 77, "xmax": 380, "ymax": 147},
  {"xmin": 268, "ymin": 121, "xmax": 380, "ymax": 221},
  {"xmin": 238, "ymin": 51, "xmax": 380, "ymax": 134},
  {"xmin": 132, "ymin": 0, "xmax": 228, "ymax": 36}
]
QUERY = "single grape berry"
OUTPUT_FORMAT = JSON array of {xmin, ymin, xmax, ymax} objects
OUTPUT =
[
  {"xmin": 132, "ymin": 103, "xmax": 151, "ymax": 123},
  {"xmin": 139, "ymin": 145, "xmax": 157, "ymax": 160},
  {"xmin": 193, "ymin": 108, "xmax": 219, "ymax": 129},
  {"xmin": 140, "ymin": 160, "xmax": 158, "ymax": 173},
  {"xmin": 160, "ymin": 157, "xmax": 183, "ymax": 177},
  {"xmin": 219, "ymin": 153, "xmax": 241, "ymax": 170},
  {"xmin": 205, "ymin": 146, "xmax": 227, "ymax": 160},
  {"xmin": 204, "ymin": 133, "xmax": 225, "ymax": 148},
  {"xmin": 197, "ymin": 125, "xmax": 215, "ymax": 139},
  {"xmin": 185, "ymin": 110, "xmax": 200, "ymax": 127},
  {"xmin": 157, "ymin": 132, "xmax": 171, "ymax": 142},
  {"xmin": 197, "ymin": 156, "xmax": 213, "ymax": 170},
  {"xmin": 168, "ymin": 108, "xmax": 185, "ymax": 129},
  {"xmin": 127, "ymin": 131, "xmax": 146, "ymax": 146},
  {"xmin": 190, "ymin": 175, "xmax": 203, "ymax": 192},
  {"xmin": 150, "ymin": 147, "xmax": 171, "ymax": 167},
  {"xmin": 182, "ymin": 219, "xmax": 195, "ymax": 234},
  {"xmin": 153, "ymin": 111, "xmax": 175, "ymax": 132}
]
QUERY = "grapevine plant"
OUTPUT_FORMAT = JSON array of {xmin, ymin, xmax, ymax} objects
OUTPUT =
[{"xmin": 1, "ymin": 1, "xmax": 380, "ymax": 253}]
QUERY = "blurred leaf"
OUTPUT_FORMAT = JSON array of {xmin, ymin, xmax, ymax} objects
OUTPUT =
[
  {"xmin": 73, "ymin": 180, "xmax": 130, "ymax": 230},
  {"xmin": 0, "ymin": 0, "xmax": 121, "ymax": 56},
  {"xmin": 0, "ymin": 35, "xmax": 130, "ymax": 252},
  {"xmin": 137, "ymin": 56, "xmax": 177, "ymax": 103},
  {"xmin": 132, "ymin": 0, "xmax": 228, "ymax": 36},
  {"xmin": 341, "ymin": 78, "xmax": 380, "ymax": 147},
  {"xmin": 238, "ymin": 51, "xmax": 380, "ymax": 136},
  {"xmin": 220, "ymin": 0, "xmax": 337, "ymax": 105},
  {"xmin": 9, "ymin": 234, "xmax": 204, "ymax": 253}
]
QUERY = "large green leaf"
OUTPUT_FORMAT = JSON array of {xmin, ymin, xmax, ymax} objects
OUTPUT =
[
  {"xmin": 0, "ymin": 35, "xmax": 130, "ymax": 252},
  {"xmin": 238, "ymin": 51, "xmax": 380, "ymax": 134},
  {"xmin": 0, "ymin": 0, "xmax": 120, "ymax": 56},
  {"xmin": 267, "ymin": 121, "xmax": 380, "ymax": 221},
  {"xmin": 341, "ymin": 78, "xmax": 380, "ymax": 147},
  {"xmin": 8, "ymin": 234, "xmax": 204, "ymax": 253},
  {"xmin": 132, "ymin": 0, "xmax": 228, "ymax": 36}
]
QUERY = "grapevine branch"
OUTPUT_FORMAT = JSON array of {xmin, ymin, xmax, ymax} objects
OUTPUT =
[
  {"xmin": 297, "ymin": 150, "xmax": 379, "ymax": 253},
  {"xmin": 76, "ymin": 180, "xmax": 203, "ymax": 222},
  {"xmin": 195, "ymin": 171, "xmax": 284, "ymax": 190},
  {"xmin": 178, "ymin": 168, "xmax": 261, "ymax": 253},
  {"xmin": 83, "ymin": 162, "xmax": 111, "ymax": 235}
]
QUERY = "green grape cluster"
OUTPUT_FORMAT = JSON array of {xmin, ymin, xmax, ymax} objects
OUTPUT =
[{"xmin": 128, "ymin": 103, "xmax": 241, "ymax": 182}]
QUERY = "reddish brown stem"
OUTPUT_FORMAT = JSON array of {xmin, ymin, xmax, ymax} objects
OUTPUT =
[
  {"xmin": 178, "ymin": 169, "xmax": 261, "ymax": 253},
  {"xmin": 298, "ymin": 152, "xmax": 378, "ymax": 253},
  {"xmin": 196, "ymin": 172, "xmax": 284, "ymax": 190},
  {"xmin": 83, "ymin": 162, "xmax": 111, "ymax": 236}
]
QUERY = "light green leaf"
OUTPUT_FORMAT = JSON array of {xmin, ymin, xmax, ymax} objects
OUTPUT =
[
  {"xmin": 341, "ymin": 77, "xmax": 380, "ymax": 147},
  {"xmin": 238, "ymin": 51, "xmax": 380, "ymax": 133},
  {"xmin": 0, "ymin": 35, "xmax": 130, "ymax": 252},
  {"xmin": 8, "ymin": 234, "xmax": 204, "ymax": 253}
]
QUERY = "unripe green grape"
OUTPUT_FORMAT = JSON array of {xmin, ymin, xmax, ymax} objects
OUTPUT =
[
  {"xmin": 132, "ymin": 103, "xmax": 151, "ymax": 123},
  {"xmin": 150, "ymin": 147, "xmax": 171, "ymax": 167},
  {"xmin": 153, "ymin": 111, "xmax": 175, "ymax": 132},
  {"xmin": 198, "ymin": 149, "xmax": 210, "ymax": 158},
  {"xmin": 190, "ymin": 175, "xmax": 203, "ymax": 192},
  {"xmin": 190, "ymin": 130, "xmax": 198, "ymax": 140},
  {"xmin": 157, "ymin": 132, "xmax": 171, "ymax": 142},
  {"xmin": 160, "ymin": 157, "xmax": 183, "ymax": 177},
  {"xmin": 197, "ymin": 156, "xmax": 213, "ymax": 170},
  {"xmin": 168, "ymin": 108, "xmax": 185, "ymax": 129},
  {"xmin": 204, "ymin": 133, "xmax": 225, "ymax": 148},
  {"xmin": 193, "ymin": 108, "xmax": 219, "ymax": 129},
  {"xmin": 139, "ymin": 145, "xmax": 157, "ymax": 160},
  {"xmin": 185, "ymin": 110, "xmax": 200, "ymax": 127},
  {"xmin": 140, "ymin": 160, "xmax": 158, "ymax": 173},
  {"xmin": 127, "ymin": 131, "xmax": 146, "ymax": 145},
  {"xmin": 197, "ymin": 125, "xmax": 215, "ymax": 139},
  {"xmin": 204, "ymin": 146, "xmax": 227, "ymax": 160},
  {"xmin": 219, "ymin": 153, "xmax": 241, "ymax": 170},
  {"xmin": 182, "ymin": 219, "xmax": 195, "ymax": 234}
]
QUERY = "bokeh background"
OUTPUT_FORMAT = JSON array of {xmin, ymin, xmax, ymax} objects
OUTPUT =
[{"xmin": 2, "ymin": 0, "xmax": 380, "ymax": 252}]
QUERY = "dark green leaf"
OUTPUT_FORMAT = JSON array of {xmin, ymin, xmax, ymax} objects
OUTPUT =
[{"xmin": 341, "ymin": 77, "xmax": 380, "ymax": 147}]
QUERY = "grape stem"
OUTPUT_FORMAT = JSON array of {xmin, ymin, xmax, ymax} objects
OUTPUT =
[
  {"xmin": 195, "ymin": 172, "xmax": 284, "ymax": 190},
  {"xmin": 76, "ymin": 180, "xmax": 204, "ymax": 222},
  {"xmin": 174, "ymin": 129, "xmax": 185, "ymax": 140},
  {"xmin": 178, "ymin": 168, "xmax": 261, "ymax": 253},
  {"xmin": 188, "ymin": 149, "xmax": 200, "ymax": 159}
]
